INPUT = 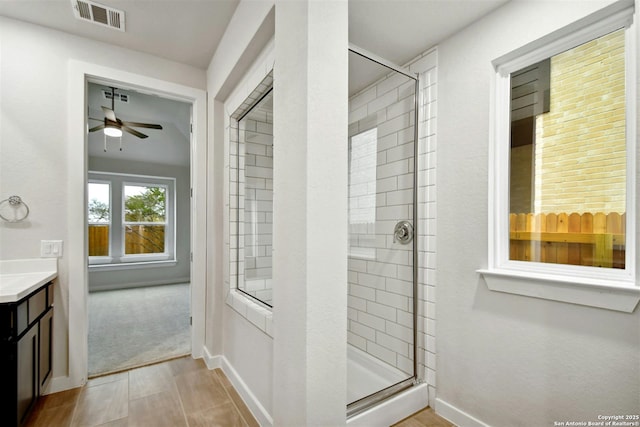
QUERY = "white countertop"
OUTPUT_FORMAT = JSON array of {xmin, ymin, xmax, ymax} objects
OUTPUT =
[{"xmin": 0, "ymin": 258, "xmax": 57, "ymax": 303}]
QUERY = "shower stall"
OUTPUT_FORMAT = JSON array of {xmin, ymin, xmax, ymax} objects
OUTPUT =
[
  {"xmin": 346, "ymin": 47, "xmax": 421, "ymax": 416},
  {"xmin": 230, "ymin": 48, "xmax": 424, "ymax": 420}
]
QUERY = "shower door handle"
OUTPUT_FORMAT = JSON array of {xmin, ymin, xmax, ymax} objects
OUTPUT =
[{"xmin": 393, "ymin": 220, "xmax": 414, "ymax": 244}]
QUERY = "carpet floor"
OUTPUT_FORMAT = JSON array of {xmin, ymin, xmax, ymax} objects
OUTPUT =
[{"xmin": 88, "ymin": 283, "xmax": 191, "ymax": 377}]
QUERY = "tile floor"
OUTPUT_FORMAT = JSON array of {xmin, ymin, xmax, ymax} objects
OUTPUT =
[
  {"xmin": 24, "ymin": 356, "xmax": 258, "ymax": 427},
  {"xmin": 24, "ymin": 356, "xmax": 454, "ymax": 426}
]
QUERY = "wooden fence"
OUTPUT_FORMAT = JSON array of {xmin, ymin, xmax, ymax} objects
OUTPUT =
[
  {"xmin": 88, "ymin": 225, "xmax": 165, "ymax": 256},
  {"xmin": 510, "ymin": 212, "xmax": 625, "ymax": 269}
]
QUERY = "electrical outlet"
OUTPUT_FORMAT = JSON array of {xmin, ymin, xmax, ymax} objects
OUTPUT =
[{"xmin": 41, "ymin": 240, "xmax": 63, "ymax": 258}]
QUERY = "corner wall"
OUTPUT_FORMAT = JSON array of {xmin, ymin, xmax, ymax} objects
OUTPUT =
[{"xmin": 435, "ymin": 1, "xmax": 639, "ymax": 426}]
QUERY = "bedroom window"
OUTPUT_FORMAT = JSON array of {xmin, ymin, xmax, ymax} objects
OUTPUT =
[
  {"xmin": 88, "ymin": 172, "xmax": 175, "ymax": 266},
  {"xmin": 88, "ymin": 181, "xmax": 111, "ymax": 257},
  {"xmin": 481, "ymin": 2, "xmax": 640, "ymax": 312}
]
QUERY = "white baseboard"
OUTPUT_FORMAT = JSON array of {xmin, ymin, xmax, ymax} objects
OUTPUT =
[
  {"xmin": 202, "ymin": 346, "xmax": 222, "ymax": 369},
  {"xmin": 44, "ymin": 375, "xmax": 84, "ymax": 395},
  {"xmin": 89, "ymin": 277, "xmax": 190, "ymax": 292},
  {"xmin": 220, "ymin": 356, "xmax": 273, "ymax": 426},
  {"xmin": 435, "ymin": 398, "xmax": 491, "ymax": 427}
]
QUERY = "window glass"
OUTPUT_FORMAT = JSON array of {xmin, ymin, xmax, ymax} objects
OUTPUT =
[
  {"xmin": 123, "ymin": 184, "xmax": 167, "ymax": 255},
  {"xmin": 88, "ymin": 182, "xmax": 110, "ymax": 256},
  {"xmin": 348, "ymin": 128, "xmax": 377, "ymax": 258},
  {"xmin": 509, "ymin": 29, "xmax": 626, "ymax": 269}
]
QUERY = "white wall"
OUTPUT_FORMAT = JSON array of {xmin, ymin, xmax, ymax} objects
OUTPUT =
[
  {"xmin": 435, "ymin": 1, "xmax": 640, "ymax": 426},
  {"xmin": 0, "ymin": 16, "xmax": 205, "ymax": 385},
  {"xmin": 87, "ymin": 158, "xmax": 191, "ymax": 291},
  {"xmin": 205, "ymin": 1, "xmax": 275, "ymax": 423}
]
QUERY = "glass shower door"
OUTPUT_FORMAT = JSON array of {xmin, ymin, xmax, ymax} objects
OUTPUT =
[{"xmin": 347, "ymin": 49, "xmax": 418, "ymax": 412}]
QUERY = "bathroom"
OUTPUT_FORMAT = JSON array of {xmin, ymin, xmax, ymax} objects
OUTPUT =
[{"xmin": 1, "ymin": 0, "xmax": 639, "ymax": 426}]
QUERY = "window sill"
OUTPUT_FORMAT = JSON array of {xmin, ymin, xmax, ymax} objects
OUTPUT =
[
  {"xmin": 89, "ymin": 259, "xmax": 177, "ymax": 272},
  {"xmin": 477, "ymin": 269, "xmax": 640, "ymax": 313}
]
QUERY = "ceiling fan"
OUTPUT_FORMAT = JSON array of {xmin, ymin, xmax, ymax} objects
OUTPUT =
[{"xmin": 89, "ymin": 87, "xmax": 163, "ymax": 139}]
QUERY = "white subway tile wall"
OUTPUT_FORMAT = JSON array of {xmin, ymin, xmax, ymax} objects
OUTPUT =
[
  {"xmin": 241, "ymin": 110, "xmax": 274, "ymax": 305},
  {"xmin": 346, "ymin": 49, "xmax": 438, "ymax": 402},
  {"xmin": 347, "ymin": 66, "xmax": 416, "ymax": 377},
  {"xmin": 412, "ymin": 50, "xmax": 438, "ymax": 404}
]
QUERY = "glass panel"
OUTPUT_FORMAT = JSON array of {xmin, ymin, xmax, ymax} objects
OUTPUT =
[
  {"xmin": 124, "ymin": 225, "xmax": 165, "ymax": 254},
  {"xmin": 509, "ymin": 29, "xmax": 626, "ymax": 269},
  {"xmin": 123, "ymin": 184, "xmax": 167, "ymax": 255},
  {"xmin": 347, "ymin": 50, "xmax": 416, "ymax": 406},
  {"xmin": 124, "ymin": 185, "xmax": 166, "ymax": 222},
  {"xmin": 235, "ymin": 89, "xmax": 274, "ymax": 306},
  {"xmin": 88, "ymin": 182, "xmax": 110, "ymax": 256}
]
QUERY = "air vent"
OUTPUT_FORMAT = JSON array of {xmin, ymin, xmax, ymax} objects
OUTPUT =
[
  {"xmin": 71, "ymin": 0, "xmax": 125, "ymax": 32},
  {"xmin": 103, "ymin": 90, "xmax": 129, "ymax": 103}
]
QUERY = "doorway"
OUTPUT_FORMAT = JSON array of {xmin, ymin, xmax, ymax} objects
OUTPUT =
[
  {"xmin": 65, "ymin": 61, "xmax": 207, "ymax": 389},
  {"xmin": 85, "ymin": 82, "xmax": 192, "ymax": 376}
]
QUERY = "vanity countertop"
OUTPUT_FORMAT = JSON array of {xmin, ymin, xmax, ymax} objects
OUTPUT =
[{"xmin": 0, "ymin": 258, "xmax": 57, "ymax": 303}]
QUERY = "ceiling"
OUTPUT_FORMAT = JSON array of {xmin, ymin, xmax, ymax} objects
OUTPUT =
[
  {"xmin": 87, "ymin": 83, "xmax": 191, "ymax": 166},
  {"xmin": 0, "ymin": 0, "xmax": 509, "ymax": 164},
  {"xmin": 0, "ymin": 0, "xmax": 509, "ymax": 72},
  {"xmin": 0, "ymin": 0, "xmax": 240, "ymax": 69}
]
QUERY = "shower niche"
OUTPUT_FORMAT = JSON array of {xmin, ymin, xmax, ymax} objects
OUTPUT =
[{"xmin": 230, "ymin": 72, "xmax": 274, "ymax": 307}]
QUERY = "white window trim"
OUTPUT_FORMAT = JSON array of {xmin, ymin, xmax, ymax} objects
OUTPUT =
[
  {"xmin": 479, "ymin": 1, "xmax": 640, "ymax": 313},
  {"xmin": 88, "ymin": 171, "xmax": 176, "ymax": 268}
]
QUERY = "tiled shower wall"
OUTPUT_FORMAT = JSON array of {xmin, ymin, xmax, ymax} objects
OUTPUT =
[
  {"xmin": 413, "ymin": 50, "xmax": 438, "ymax": 403},
  {"xmin": 242, "ymin": 114, "xmax": 274, "ymax": 304},
  {"xmin": 347, "ymin": 69, "xmax": 417, "ymax": 376},
  {"xmin": 347, "ymin": 49, "xmax": 438, "ymax": 400}
]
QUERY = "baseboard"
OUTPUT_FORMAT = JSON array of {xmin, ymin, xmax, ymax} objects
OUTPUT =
[
  {"xmin": 202, "ymin": 346, "xmax": 222, "ymax": 369},
  {"xmin": 435, "ymin": 398, "xmax": 491, "ymax": 427},
  {"xmin": 89, "ymin": 277, "xmax": 190, "ymax": 292},
  {"xmin": 43, "ymin": 375, "xmax": 84, "ymax": 395},
  {"xmin": 220, "ymin": 356, "xmax": 273, "ymax": 426}
]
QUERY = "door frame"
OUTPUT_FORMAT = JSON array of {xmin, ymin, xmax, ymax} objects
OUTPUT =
[{"xmin": 61, "ymin": 61, "xmax": 207, "ymax": 390}]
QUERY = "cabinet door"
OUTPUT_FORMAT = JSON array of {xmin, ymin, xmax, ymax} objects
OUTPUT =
[
  {"xmin": 17, "ymin": 326, "xmax": 38, "ymax": 424},
  {"xmin": 39, "ymin": 308, "xmax": 53, "ymax": 389}
]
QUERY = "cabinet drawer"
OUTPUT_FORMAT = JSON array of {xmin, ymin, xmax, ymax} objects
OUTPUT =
[{"xmin": 28, "ymin": 288, "xmax": 47, "ymax": 325}]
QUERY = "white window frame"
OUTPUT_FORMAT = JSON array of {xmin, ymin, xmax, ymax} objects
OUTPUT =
[
  {"xmin": 479, "ymin": 2, "xmax": 640, "ymax": 313},
  {"xmin": 88, "ymin": 171, "xmax": 176, "ymax": 268}
]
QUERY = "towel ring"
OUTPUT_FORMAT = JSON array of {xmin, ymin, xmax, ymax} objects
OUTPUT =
[{"xmin": 0, "ymin": 195, "xmax": 30, "ymax": 222}]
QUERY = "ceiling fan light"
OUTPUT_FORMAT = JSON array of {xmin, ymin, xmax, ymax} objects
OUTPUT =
[{"xmin": 104, "ymin": 126, "xmax": 122, "ymax": 137}]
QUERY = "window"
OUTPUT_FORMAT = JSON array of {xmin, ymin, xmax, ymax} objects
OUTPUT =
[
  {"xmin": 509, "ymin": 30, "xmax": 626, "ymax": 269},
  {"xmin": 88, "ymin": 172, "xmax": 175, "ymax": 266},
  {"xmin": 482, "ymin": 3, "xmax": 640, "ymax": 312},
  {"xmin": 88, "ymin": 181, "xmax": 111, "ymax": 257},
  {"xmin": 123, "ymin": 184, "xmax": 167, "ymax": 255}
]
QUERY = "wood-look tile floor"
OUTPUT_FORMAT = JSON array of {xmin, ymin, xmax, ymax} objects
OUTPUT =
[
  {"xmin": 393, "ymin": 407, "xmax": 456, "ymax": 427},
  {"xmin": 24, "ymin": 356, "xmax": 259, "ymax": 427},
  {"xmin": 24, "ymin": 355, "xmax": 454, "ymax": 427}
]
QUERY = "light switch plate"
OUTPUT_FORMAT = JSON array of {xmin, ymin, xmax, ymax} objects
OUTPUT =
[{"xmin": 41, "ymin": 240, "xmax": 63, "ymax": 258}]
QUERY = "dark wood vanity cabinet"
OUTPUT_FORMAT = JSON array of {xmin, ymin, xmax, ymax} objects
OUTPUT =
[{"xmin": 1, "ymin": 282, "xmax": 53, "ymax": 427}]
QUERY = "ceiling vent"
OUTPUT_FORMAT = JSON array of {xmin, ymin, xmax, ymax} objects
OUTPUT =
[
  {"xmin": 71, "ymin": 0, "xmax": 125, "ymax": 32},
  {"xmin": 103, "ymin": 90, "xmax": 129, "ymax": 103}
]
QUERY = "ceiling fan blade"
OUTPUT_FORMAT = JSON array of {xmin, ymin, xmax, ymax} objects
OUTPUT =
[
  {"xmin": 88, "ymin": 117, "xmax": 104, "ymax": 122},
  {"xmin": 121, "ymin": 121, "xmax": 163, "ymax": 130},
  {"xmin": 89, "ymin": 124, "xmax": 106, "ymax": 132},
  {"xmin": 122, "ymin": 126, "xmax": 148, "ymax": 139},
  {"xmin": 101, "ymin": 106, "xmax": 117, "ymax": 121}
]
